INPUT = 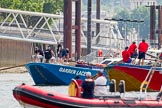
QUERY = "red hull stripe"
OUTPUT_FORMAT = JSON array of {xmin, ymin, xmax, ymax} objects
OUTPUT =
[
  {"xmin": 13, "ymin": 84, "xmax": 162, "ymax": 107},
  {"xmin": 114, "ymin": 66, "xmax": 162, "ymax": 90}
]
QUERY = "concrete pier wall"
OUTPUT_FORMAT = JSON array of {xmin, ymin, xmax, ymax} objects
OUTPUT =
[{"xmin": 0, "ymin": 39, "xmax": 32, "ymax": 67}]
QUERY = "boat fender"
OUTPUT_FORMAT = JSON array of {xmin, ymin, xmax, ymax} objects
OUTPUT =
[
  {"xmin": 21, "ymin": 83, "xmax": 25, "ymax": 85},
  {"xmin": 114, "ymin": 100, "xmax": 120, "ymax": 104},
  {"xmin": 68, "ymin": 79, "xmax": 81, "ymax": 97},
  {"xmin": 119, "ymin": 80, "xmax": 125, "ymax": 93},
  {"xmin": 109, "ymin": 79, "xmax": 116, "ymax": 93},
  {"xmin": 98, "ymin": 96, "xmax": 106, "ymax": 101},
  {"xmin": 47, "ymin": 93, "xmax": 54, "ymax": 97}
]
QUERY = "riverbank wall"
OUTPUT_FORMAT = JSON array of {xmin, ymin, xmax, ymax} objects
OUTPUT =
[{"xmin": 0, "ymin": 39, "xmax": 32, "ymax": 67}]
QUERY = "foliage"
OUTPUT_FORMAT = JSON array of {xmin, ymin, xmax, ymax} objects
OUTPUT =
[
  {"xmin": 0, "ymin": 0, "xmax": 63, "ymax": 13},
  {"xmin": 43, "ymin": 0, "xmax": 63, "ymax": 14},
  {"xmin": 0, "ymin": 0, "xmax": 63, "ymax": 28},
  {"xmin": 114, "ymin": 8, "xmax": 131, "ymax": 38},
  {"xmin": 42, "ymin": 0, "xmax": 63, "ymax": 28},
  {"xmin": 81, "ymin": 0, "xmax": 161, "ymax": 41},
  {"xmin": 114, "ymin": 6, "xmax": 150, "ymax": 39},
  {"xmin": 0, "ymin": 0, "xmax": 44, "ymax": 12},
  {"xmin": 157, "ymin": 0, "xmax": 162, "ymax": 5},
  {"xmin": 131, "ymin": 7, "xmax": 150, "ymax": 39}
]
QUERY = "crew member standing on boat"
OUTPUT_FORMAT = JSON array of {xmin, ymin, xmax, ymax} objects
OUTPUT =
[
  {"xmin": 138, "ymin": 39, "xmax": 149, "ymax": 65},
  {"xmin": 81, "ymin": 72, "xmax": 94, "ymax": 99},
  {"xmin": 122, "ymin": 46, "xmax": 132, "ymax": 63},
  {"xmin": 44, "ymin": 46, "xmax": 53, "ymax": 63},
  {"xmin": 57, "ymin": 43, "xmax": 62, "ymax": 63},
  {"xmin": 61, "ymin": 48, "xmax": 68, "ymax": 64},
  {"xmin": 65, "ymin": 48, "xmax": 69, "ymax": 64},
  {"xmin": 128, "ymin": 41, "xmax": 137, "ymax": 64},
  {"xmin": 38, "ymin": 48, "xmax": 44, "ymax": 63},
  {"xmin": 32, "ymin": 47, "xmax": 44, "ymax": 62},
  {"xmin": 94, "ymin": 70, "xmax": 108, "ymax": 96}
]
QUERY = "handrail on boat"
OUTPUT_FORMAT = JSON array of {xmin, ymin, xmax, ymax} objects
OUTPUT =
[{"xmin": 140, "ymin": 53, "xmax": 161, "ymax": 94}]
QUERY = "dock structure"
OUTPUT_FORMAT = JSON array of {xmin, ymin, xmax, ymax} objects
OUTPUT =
[{"xmin": 0, "ymin": 7, "xmax": 127, "ymax": 62}]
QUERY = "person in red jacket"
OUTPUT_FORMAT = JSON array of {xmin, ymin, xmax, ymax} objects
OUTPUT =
[
  {"xmin": 122, "ymin": 46, "xmax": 132, "ymax": 63},
  {"xmin": 138, "ymin": 39, "xmax": 149, "ymax": 65},
  {"xmin": 128, "ymin": 41, "xmax": 137, "ymax": 64}
]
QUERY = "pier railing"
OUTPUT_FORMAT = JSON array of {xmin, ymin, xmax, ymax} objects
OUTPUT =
[
  {"xmin": 80, "ymin": 49, "xmax": 110, "ymax": 63},
  {"xmin": 0, "ymin": 8, "xmax": 126, "ymax": 49}
]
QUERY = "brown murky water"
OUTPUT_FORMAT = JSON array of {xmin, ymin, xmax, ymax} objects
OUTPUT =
[
  {"xmin": 0, "ymin": 72, "xmax": 158, "ymax": 108},
  {"xmin": 0, "ymin": 73, "xmax": 68, "ymax": 108}
]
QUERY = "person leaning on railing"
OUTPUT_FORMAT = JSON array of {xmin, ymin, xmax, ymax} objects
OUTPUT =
[
  {"xmin": 32, "ymin": 47, "xmax": 44, "ymax": 62},
  {"xmin": 128, "ymin": 41, "xmax": 137, "ymax": 64},
  {"xmin": 122, "ymin": 46, "xmax": 132, "ymax": 63},
  {"xmin": 94, "ymin": 70, "xmax": 108, "ymax": 96}
]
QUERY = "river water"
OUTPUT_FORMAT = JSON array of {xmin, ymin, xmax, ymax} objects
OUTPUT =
[
  {"xmin": 0, "ymin": 72, "xmax": 159, "ymax": 108},
  {"xmin": 0, "ymin": 73, "xmax": 68, "ymax": 108}
]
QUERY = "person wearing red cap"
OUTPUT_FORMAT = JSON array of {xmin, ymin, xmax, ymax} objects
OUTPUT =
[{"xmin": 138, "ymin": 39, "xmax": 149, "ymax": 65}]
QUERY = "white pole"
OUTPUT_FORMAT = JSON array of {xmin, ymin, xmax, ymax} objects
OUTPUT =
[{"xmin": 125, "ymin": 22, "xmax": 127, "ymax": 46}]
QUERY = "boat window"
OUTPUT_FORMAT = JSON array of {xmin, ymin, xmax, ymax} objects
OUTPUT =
[{"xmin": 101, "ymin": 61, "xmax": 111, "ymax": 64}]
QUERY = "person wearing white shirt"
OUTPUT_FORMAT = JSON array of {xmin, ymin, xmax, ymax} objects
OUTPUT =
[{"xmin": 94, "ymin": 70, "xmax": 108, "ymax": 96}]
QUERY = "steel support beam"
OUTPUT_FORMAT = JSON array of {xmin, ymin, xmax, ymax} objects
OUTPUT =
[
  {"xmin": 158, "ymin": 6, "xmax": 162, "ymax": 49},
  {"xmin": 75, "ymin": 0, "xmax": 81, "ymax": 60},
  {"xmin": 87, "ymin": 0, "xmax": 92, "ymax": 55},
  {"xmin": 150, "ymin": 5, "xmax": 156, "ymax": 46},
  {"xmin": 96, "ymin": 0, "xmax": 100, "ymax": 44},
  {"xmin": 64, "ymin": 0, "xmax": 72, "ymax": 58}
]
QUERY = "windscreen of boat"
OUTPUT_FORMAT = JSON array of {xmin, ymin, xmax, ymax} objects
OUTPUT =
[{"xmin": 101, "ymin": 60, "xmax": 111, "ymax": 64}]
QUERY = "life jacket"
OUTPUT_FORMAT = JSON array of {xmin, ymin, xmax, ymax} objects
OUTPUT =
[
  {"xmin": 159, "ymin": 53, "xmax": 162, "ymax": 59},
  {"xmin": 44, "ymin": 49, "xmax": 52, "ymax": 59}
]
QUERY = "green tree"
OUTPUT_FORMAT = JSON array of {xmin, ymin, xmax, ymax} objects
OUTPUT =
[
  {"xmin": 157, "ymin": 0, "xmax": 162, "ymax": 5},
  {"xmin": 43, "ymin": 0, "xmax": 63, "ymax": 14},
  {"xmin": 0, "ymin": 0, "xmax": 43, "ymax": 12},
  {"xmin": 131, "ymin": 6, "xmax": 150, "ymax": 39},
  {"xmin": 114, "ymin": 6, "xmax": 150, "ymax": 40},
  {"xmin": 114, "ymin": 8, "xmax": 131, "ymax": 37},
  {"xmin": 0, "ymin": 0, "xmax": 63, "ymax": 28}
]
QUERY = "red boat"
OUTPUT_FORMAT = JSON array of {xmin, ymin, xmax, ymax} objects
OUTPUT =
[
  {"xmin": 106, "ymin": 64, "xmax": 162, "ymax": 91},
  {"xmin": 13, "ymin": 83, "xmax": 162, "ymax": 108}
]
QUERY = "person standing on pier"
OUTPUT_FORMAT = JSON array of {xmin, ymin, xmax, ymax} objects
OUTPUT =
[{"xmin": 138, "ymin": 39, "xmax": 149, "ymax": 65}]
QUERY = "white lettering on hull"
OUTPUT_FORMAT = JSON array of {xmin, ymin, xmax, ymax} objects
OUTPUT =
[{"xmin": 59, "ymin": 67, "xmax": 92, "ymax": 76}]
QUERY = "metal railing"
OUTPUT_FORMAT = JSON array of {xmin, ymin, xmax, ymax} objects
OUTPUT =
[{"xmin": 80, "ymin": 49, "xmax": 111, "ymax": 63}]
